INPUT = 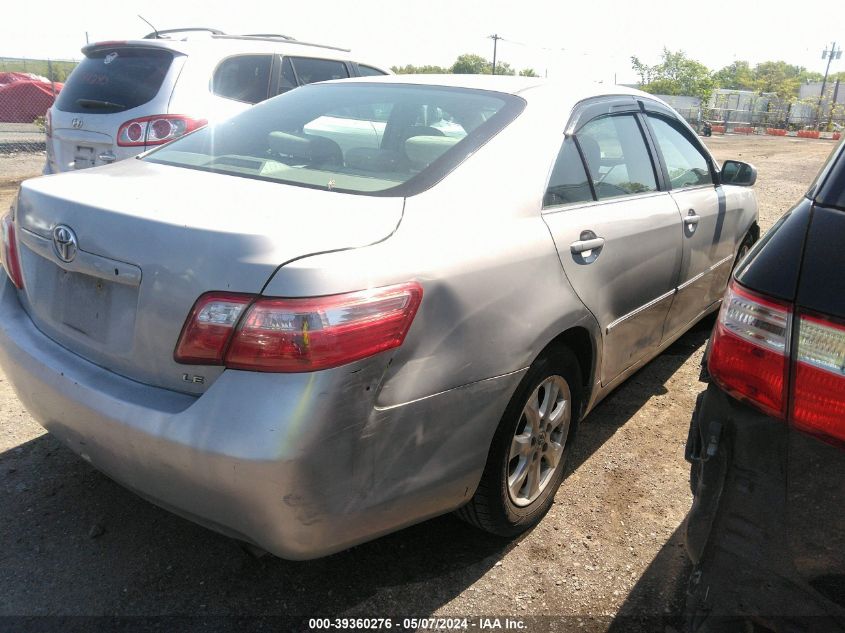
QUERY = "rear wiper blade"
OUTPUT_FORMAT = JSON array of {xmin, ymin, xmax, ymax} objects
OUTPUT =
[{"xmin": 76, "ymin": 98, "xmax": 126, "ymax": 110}]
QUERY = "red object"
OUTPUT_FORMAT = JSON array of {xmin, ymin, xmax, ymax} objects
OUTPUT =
[
  {"xmin": 790, "ymin": 313, "xmax": 845, "ymax": 445},
  {"xmin": 0, "ymin": 214, "xmax": 24, "ymax": 289},
  {"xmin": 174, "ymin": 293, "xmax": 254, "ymax": 364},
  {"xmin": 834, "ymin": 132, "xmax": 842, "ymax": 141},
  {"xmin": 709, "ymin": 279, "xmax": 845, "ymax": 446},
  {"xmin": 733, "ymin": 126, "xmax": 754, "ymax": 134},
  {"xmin": 711, "ymin": 125, "xmax": 726, "ymax": 134},
  {"xmin": 0, "ymin": 79, "xmax": 62, "ymax": 123},
  {"xmin": 766, "ymin": 128, "xmax": 787, "ymax": 136},
  {"xmin": 117, "ymin": 114, "xmax": 207, "ymax": 147},
  {"xmin": 797, "ymin": 130, "xmax": 821, "ymax": 139},
  {"xmin": 708, "ymin": 280, "xmax": 791, "ymax": 418},
  {"xmin": 176, "ymin": 283, "xmax": 424, "ymax": 373}
]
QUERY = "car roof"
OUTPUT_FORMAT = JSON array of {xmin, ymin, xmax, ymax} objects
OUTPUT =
[
  {"xmin": 319, "ymin": 73, "xmax": 658, "ymax": 102},
  {"xmin": 81, "ymin": 35, "xmax": 361, "ymax": 61}
]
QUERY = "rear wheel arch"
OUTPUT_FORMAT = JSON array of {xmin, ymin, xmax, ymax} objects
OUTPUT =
[{"xmin": 535, "ymin": 326, "xmax": 596, "ymax": 420}]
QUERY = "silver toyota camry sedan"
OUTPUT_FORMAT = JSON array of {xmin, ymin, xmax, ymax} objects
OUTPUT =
[{"xmin": 0, "ymin": 75, "xmax": 758, "ymax": 559}]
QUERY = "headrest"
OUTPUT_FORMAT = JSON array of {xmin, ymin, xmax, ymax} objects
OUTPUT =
[{"xmin": 404, "ymin": 135, "xmax": 460, "ymax": 168}]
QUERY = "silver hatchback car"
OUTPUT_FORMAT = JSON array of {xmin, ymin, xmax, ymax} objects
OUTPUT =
[{"xmin": 0, "ymin": 75, "xmax": 758, "ymax": 559}]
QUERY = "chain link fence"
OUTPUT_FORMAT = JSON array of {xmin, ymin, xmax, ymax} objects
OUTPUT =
[{"xmin": 0, "ymin": 57, "xmax": 78, "ymax": 155}]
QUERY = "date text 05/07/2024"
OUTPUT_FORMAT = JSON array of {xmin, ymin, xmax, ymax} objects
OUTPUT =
[{"xmin": 307, "ymin": 617, "xmax": 528, "ymax": 630}]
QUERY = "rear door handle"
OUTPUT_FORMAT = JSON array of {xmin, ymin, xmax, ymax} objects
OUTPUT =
[
  {"xmin": 686, "ymin": 211, "xmax": 701, "ymax": 226},
  {"xmin": 570, "ymin": 237, "xmax": 605, "ymax": 253}
]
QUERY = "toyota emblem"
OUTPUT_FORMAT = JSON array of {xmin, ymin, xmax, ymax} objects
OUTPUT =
[{"xmin": 52, "ymin": 225, "xmax": 78, "ymax": 263}]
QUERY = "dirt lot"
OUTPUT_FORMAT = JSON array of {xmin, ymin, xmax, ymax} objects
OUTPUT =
[{"xmin": 0, "ymin": 136, "xmax": 838, "ymax": 631}]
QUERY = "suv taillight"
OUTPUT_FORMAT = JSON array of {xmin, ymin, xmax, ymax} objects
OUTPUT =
[
  {"xmin": 791, "ymin": 314, "xmax": 845, "ymax": 444},
  {"xmin": 708, "ymin": 280, "xmax": 791, "ymax": 418},
  {"xmin": 0, "ymin": 213, "xmax": 24, "ymax": 289},
  {"xmin": 174, "ymin": 283, "xmax": 423, "ymax": 372},
  {"xmin": 117, "ymin": 115, "xmax": 206, "ymax": 147}
]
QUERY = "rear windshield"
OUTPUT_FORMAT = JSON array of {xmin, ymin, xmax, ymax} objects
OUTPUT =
[
  {"xmin": 55, "ymin": 47, "xmax": 174, "ymax": 114},
  {"xmin": 144, "ymin": 83, "xmax": 524, "ymax": 196}
]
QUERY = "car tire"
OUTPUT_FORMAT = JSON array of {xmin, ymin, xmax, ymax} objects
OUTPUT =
[
  {"xmin": 456, "ymin": 347, "xmax": 583, "ymax": 537},
  {"xmin": 732, "ymin": 231, "xmax": 755, "ymax": 272}
]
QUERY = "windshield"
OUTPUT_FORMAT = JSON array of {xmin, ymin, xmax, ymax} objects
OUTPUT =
[
  {"xmin": 56, "ymin": 47, "xmax": 174, "ymax": 114},
  {"xmin": 144, "ymin": 83, "xmax": 525, "ymax": 196}
]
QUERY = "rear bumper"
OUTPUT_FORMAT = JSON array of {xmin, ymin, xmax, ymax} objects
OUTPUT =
[
  {"xmin": 0, "ymin": 277, "xmax": 523, "ymax": 559},
  {"xmin": 684, "ymin": 384, "xmax": 845, "ymax": 632}
]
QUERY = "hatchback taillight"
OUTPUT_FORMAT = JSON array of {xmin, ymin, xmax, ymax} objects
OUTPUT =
[
  {"xmin": 708, "ymin": 280, "xmax": 791, "ymax": 418},
  {"xmin": 174, "ymin": 283, "xmax": 423, "ymax": 372},
  {"xmin": 791, "ymin": 314, "xmax": 845, "ymax": 444},
  {"xmin": 0, "ymin": 213, "xmax": 24, "ymax": 289},
  {"xmin": 117, "ymin": 115, "xmax": 207, "ymax": 147}
]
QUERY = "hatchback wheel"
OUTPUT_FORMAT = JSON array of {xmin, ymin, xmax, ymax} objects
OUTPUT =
[{"xmin": 456, "ymin": 347, "xmax": 582, "ymax": 536}]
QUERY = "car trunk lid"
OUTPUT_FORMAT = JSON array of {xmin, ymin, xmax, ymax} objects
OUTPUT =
[{"xmin": 14, "ymin": 160, "xmax": 403, "ymax": 394}]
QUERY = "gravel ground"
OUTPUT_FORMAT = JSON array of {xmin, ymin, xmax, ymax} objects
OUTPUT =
[{"xmin": 0, "ymin": 137, "xmax": 838, "ymax": 632}]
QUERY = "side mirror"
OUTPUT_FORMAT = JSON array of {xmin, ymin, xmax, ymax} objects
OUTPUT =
[{"xmin": 721, "ymin": 160, "xmax": 757, "ymax": 187}]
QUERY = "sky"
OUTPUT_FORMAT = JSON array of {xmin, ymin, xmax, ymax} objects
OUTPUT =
[{"xmin": 3, "ymin": 0, "xmax": 844, "ymax": 84}]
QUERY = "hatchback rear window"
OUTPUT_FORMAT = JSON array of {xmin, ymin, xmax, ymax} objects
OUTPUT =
[
  {"xmin": 55, "ymin": 47, "xmax": 173, "ymax": 114},
  {"xmin": 144, "ymin": 83, "xmax": 525, "ymax": 196}
]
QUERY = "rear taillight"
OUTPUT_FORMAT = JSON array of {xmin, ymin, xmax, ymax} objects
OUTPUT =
[
  {"xmin": 708, "ymin": 280, "xmax": 791, "ymax": 417},
  {"xmin": 174, "ymin": 283, "xmax": 423, "ymax": 372},
  {"xmin": 117, "ymin": 115, "xmax": 207, "ymax": 147},
  {"xmin": 791, "ymin": 314, "xmax": 845, "ymax": 444},
  {"xmin": 0, "ymin": 213, "xmax": 24, "ymax": 289},
  {"xmin": 173, "ymin": 293, "xmax": 254, "ymax": 364}
]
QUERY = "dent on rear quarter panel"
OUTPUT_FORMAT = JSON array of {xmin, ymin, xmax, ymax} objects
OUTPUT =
[
  {"xmin": 263, "ymin": 203, "xmax": 596, "ymax": 410},
  {"xmin": 263, "ymin": 95, "xmax": 599, "ymax": 410}
]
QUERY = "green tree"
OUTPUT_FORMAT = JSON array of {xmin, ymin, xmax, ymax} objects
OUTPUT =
[
  {"xmin": 451, "ymin": 54, "xmax": 490, "ymax": 74},
  {"xmin": 630, "ymin": 49, "xmax": 714, "ymax": 101},
  {"xmin": 752, "ymin": 61, "xmax": 816, "ymax": 99},
  {"xmin": 390, "ymin": 64, "xmax": 450, "ymax": 74},
  {"xmin": 713, "ymin": 61, "xmax": 755, "ymax": 91},
  {"xmin": 493, "ymin": 61, "xmax": 516, "ymax": 76},
  {"xmin": 519, "ymin": 68, "xmax": 539, "ymax": 77}
]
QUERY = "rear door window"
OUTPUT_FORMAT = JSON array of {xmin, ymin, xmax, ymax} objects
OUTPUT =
[
  {"xmin": 278, "ymin": 56, "xmax": 298, "ymax": 94},
  {"xmin": 358, "ymin": 64, "xmax": 387, "ymax": 77},
  {"xmin": 288, "ymin": 57, "xmax": 349, "ymax": 85},
  {"xmin": 543, "ymin": 138, "xmax": 594, "ymax": 208},
  {"xmin": 576, "ymin": 115, "xmax": 658, "ymax": 200},
  {"xmin": 55, "ymin": 47, "xmax": 174, "ymax": 114},
  {"xmin": 212, "ymin": 55, "xmax": 273, "ymax": 104}
]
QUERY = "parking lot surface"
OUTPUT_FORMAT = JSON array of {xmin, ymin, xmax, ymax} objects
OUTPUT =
[{"xmin": 0, "ymin": 136, "xmax": 838, "ymax": 630}]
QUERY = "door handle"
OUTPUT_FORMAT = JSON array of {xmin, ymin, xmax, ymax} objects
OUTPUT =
[
  {"xmin": 686, "ymin": 210, "xmax": 701, "ymax": 226},
  {"xmin": 570, "ymin": 237, "xmax": 606, "ymax": 254}
]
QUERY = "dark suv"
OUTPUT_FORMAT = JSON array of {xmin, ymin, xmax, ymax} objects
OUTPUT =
[{"xmin": 685, "ymin": 139, "xmax": 845, "ymax": 632}]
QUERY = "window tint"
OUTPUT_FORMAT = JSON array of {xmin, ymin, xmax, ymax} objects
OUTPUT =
[
  {"xmin": 543, "ymin": 138, "xmax": 593, "ymax": 208},
  {"xmin": 212, "ymin": 55, "xmax": 272, "ymax": 104},
  {"xmin": 358, "ymin": 64, "xmax": 387, "ymax": 77},
  {"xmin": 279, "ymin": 56, "xmax": 297, "ymax": 94},
  {"xmin": 289, "ymin": 57, "xmax": 349, "ymax": 85},
  {"xmin": 648, "ymin": 115, "xmax": 713, "ymax": 188},
  {"xmin": 55, "ymin": 48, "xmax": 173, "ymax": 114},
  {"xmin": 577, "ymin": 115, "xmax": 657, "ymax": 200}
]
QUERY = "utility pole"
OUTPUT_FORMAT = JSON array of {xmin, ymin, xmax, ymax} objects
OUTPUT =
[
  {"xmin": 488, "ymin": 34, "xmax": 503, "ymax": 75},
  {"xmin": 818, "ymin": 42, "xmax": 842, "ymax": 128}
]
